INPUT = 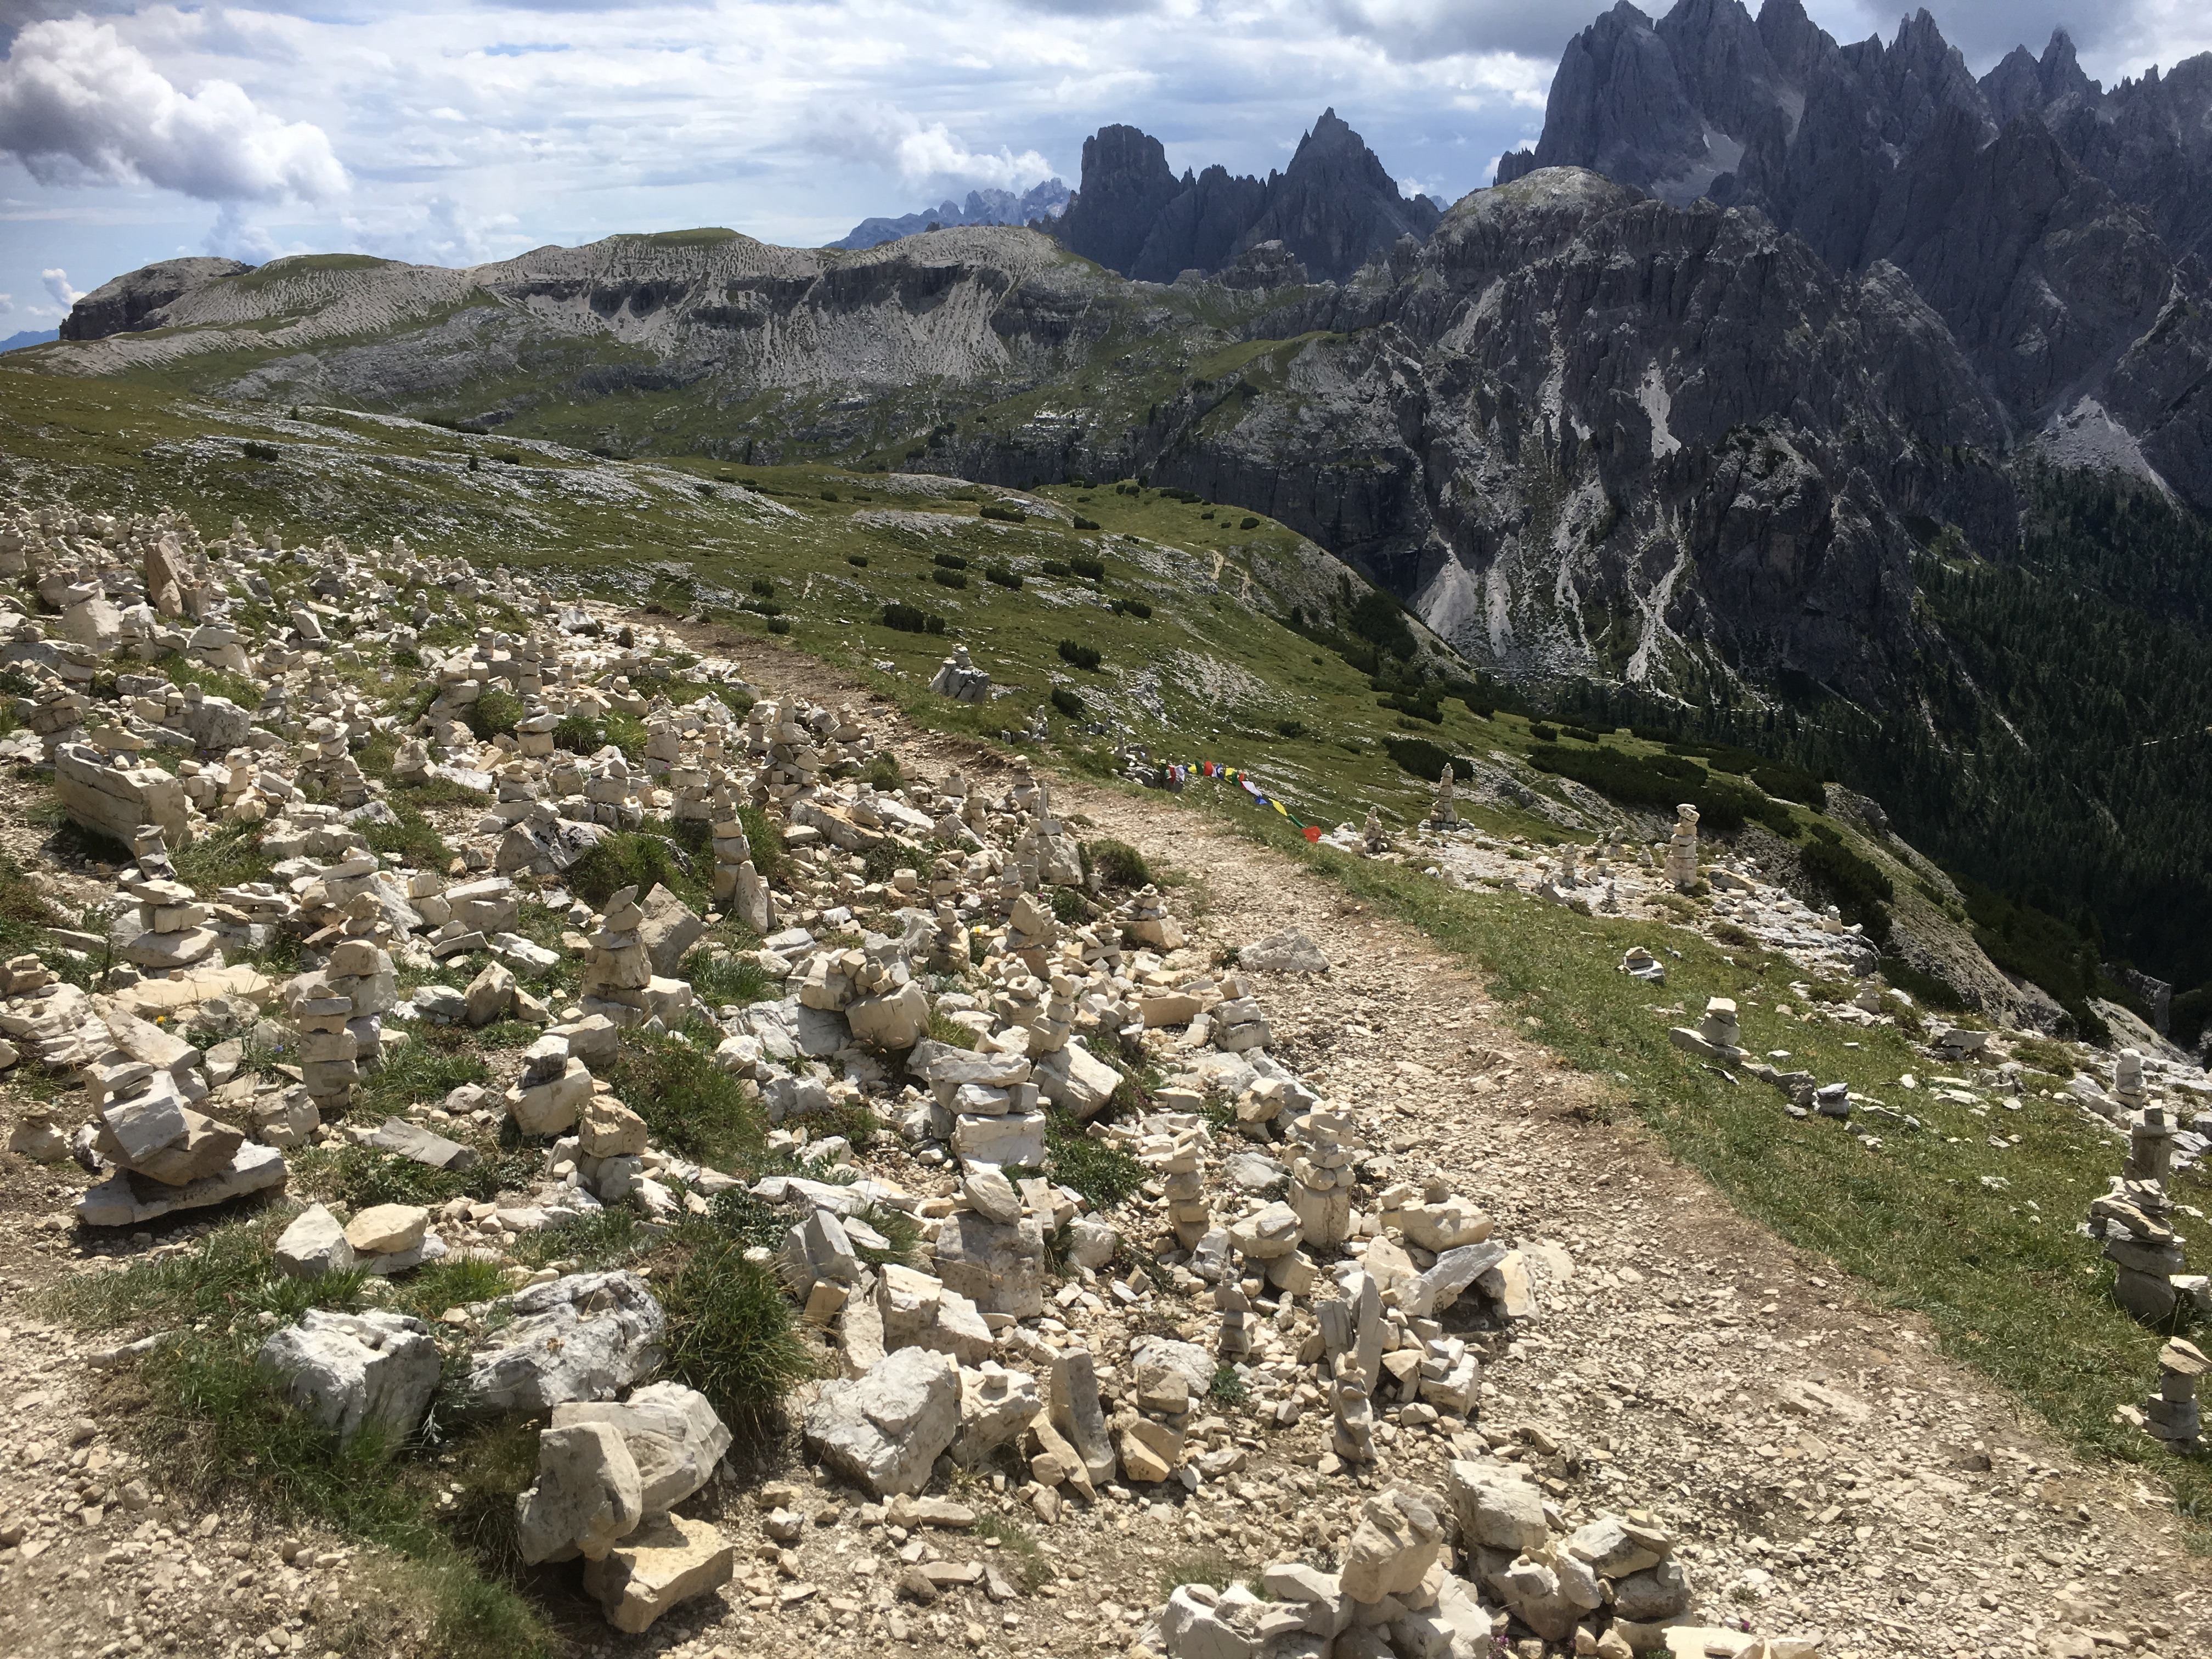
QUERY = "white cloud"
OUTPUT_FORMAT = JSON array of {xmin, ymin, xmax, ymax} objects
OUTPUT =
[
  {"xmin": 41, "ymin": 264, "xmax": 78, "ymax": 306},
  {"xmin": 0, "ymin": 16, "xmax": 346, "ymax": 202},
  {"xmin": 809, "ymin": 103, "xmax": 1060, "ymax": 192},
  {"xmin": 342, "ymin": 194, "xmax": 525, "ymax": 268}
]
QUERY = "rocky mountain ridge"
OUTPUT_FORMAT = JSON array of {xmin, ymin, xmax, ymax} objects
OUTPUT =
[
  {"xmin": 1052, "ymin": 109, "xmax": 1442, "ymax": 285},
  {"xmin": 1499, "ymin": 2, "xmax": 2212, "ymax": 498}
]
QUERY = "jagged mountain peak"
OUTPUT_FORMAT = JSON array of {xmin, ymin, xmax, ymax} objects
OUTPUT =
[{"xmin": 1055, "ymin": 109, "xmax": 1437, "ymax": 285}]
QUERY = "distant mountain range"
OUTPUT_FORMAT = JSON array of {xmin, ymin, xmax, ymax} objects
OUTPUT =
[
  {"xmin": 832, "ymin": 181, "xmax": 1070, "ymax": 251},
  {"xmin": 1498, "ymin": 1, "xmax": 2212, "ymax": 501},
  {"xmin": 0, "ymin": 328, "xmax": 58, "ymax": 352}
]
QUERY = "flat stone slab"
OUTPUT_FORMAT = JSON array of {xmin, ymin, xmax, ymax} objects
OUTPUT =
[
  {"xmin": 77, "ymin": 1142, "xmax": 288, "ymax": 1228},
  {"xmin": 368, "ymin": 1116, "xmax": 479, "ymax": 1172}
]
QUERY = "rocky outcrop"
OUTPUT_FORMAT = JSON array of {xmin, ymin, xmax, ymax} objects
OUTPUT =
[
  {"xmin": 1058, "ymin": 110, "xmax": 1440, "ymax": 284},
  {"xmin": 1502, "ymin": 2, "xmax": 2212, "ymax": 501},
  {"xmin": 60, "ymin": 257, "xmax": 253, "ymax": 342}
]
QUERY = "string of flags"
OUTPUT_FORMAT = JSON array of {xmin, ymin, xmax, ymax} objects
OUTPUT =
[{"xmin": 1167, "ymin": 760, "xmax": 1324, "ymax": 841}]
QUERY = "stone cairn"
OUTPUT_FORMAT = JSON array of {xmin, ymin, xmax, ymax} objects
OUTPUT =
[
  {"xmin": 117, "ymin": 869, "xmax": 221, "ymax": 979},
  {"xmin": 1429, "ymin": 763, "xmax": 1457, "ymax": 828},
  {"xmin": 2132, "ymin": 1339, "xmax": 2207, "ymax": 1452},
  {"xmin": 1285, "ymin": 1104, "xmax": 1359, "ymax": 1255},
  {"xmin": 580, "ymin": 884, "xmax": 654, "ymax": 1028},
  {"xmin": 1661, "ymin": 801, "xmax": 1700, "ymax": 888},
  {"xmin": 927, "ymin": 645, "xmax": 991, "ymax": 702},
  {"xmin": 1362, "ymin": 805, "xmax": 1389, "ymax": 854},
  {"xmin": 711, "ymin": 810, "xmax": 775, "ymax": 934},
  {"xmin": 2089, "ymin": 1076, "xmax": 2186, "ymax": 1322}
]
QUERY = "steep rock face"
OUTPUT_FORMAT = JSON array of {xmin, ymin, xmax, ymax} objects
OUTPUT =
[
  {"xmin": 1505, "ymin": 0, "xmax": 2212, "ymax": 502},
  {"xmin": 1233, "ymin": 110, "xmax": 1441, "ymax": 283},
  {"xmin": 1053, "ymin": 127, "xmax": 1186, "ymax": 278},
  {"xmin": 1105, "ymin": 171, "xmax": 2011, "ymax": 701},
  {"xmin": 1059, "ymin": 110, "xmax": 1438, "ymax": 285},
  {"xmin": 61, "ymin": 258, "xmax": 254, "ymax": 342}
]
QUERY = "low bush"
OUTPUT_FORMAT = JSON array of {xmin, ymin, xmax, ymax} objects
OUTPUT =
[
  {"xmin": 565, "ymin": 829, "xmax": 704, "ymax": 910},
  {"xmin": 602, "ymin": 1030, "xmax": 763, "ymax": 1166},
  {"xmin": 1384, "ymin": 735, "xmax": 1475, "ymax": 782},
  {"xmin": 933, "ymin": 552, "xmax": 968, "ymax": 571},
  {"xmin": 464, "ymin": 688, "xmax": 524, "ymax": 742},
  {"xmin": 1051, "ymin": 687, "xmax": 1085, "ymax": 718},
  {"xmin": 1040, "ymin": 558, "xmax": 1072, "ymax": 576},
  {"xmin": 1057, "ymin": 639, "xmax": 1102, "ymax": 670},
  {"xmin": 980, "ymin": 503, "xmax": 1026, "ymax": 524},
  {"xmin": 1799, "ymin": 833, "xmax": 1895, "ymax": 944},
  {"xmin": 985, "ymin": 565, "xmax": 1022, "ymax": 589},
  {"xmin": 1239, "ymin": 516, "xmax": 1260, "ymax": 530},
  {"xmin": 554, "ymin": 712, "xmax": 606, "ymax": 753},
  {"xmin": 1111, "ymin": 597, "xmax": 1152, "ymax": 620},
  {"xmin": 1046, "ymin": 1113, "xmax": 1147, "ymax": 1209},
  {"xmin": 658, "ymin": 1238, "xmax": 811, "ymax": 1425},
  {"xmin": 1877, "ymin": 954, "xmax": 1966, "ymax": 1012},
  {"xmin": 1085, "ymin": 838, "xmax": 1149, "ymax": 889},
  {"xmin": 1070, "ymin": 554, "xmax": 1105, "ymax": 580},
  {"xmin": 1275, "ymin": 718, "xmax": 1306, "ymax": 738},
  {"xmin": 846, "ymin": 554, "xmax": 870, "ymax": 567},
  {"xmin": 933, "ymin": 568, "xmax": 968, "ymax": 590},
  {"xmin": 1072, "ymin": 516, "xmax": 1101, "ymax": 532},
  {"xmin": 882, "ymin": 601, "xmax": 944, "ymax": 634}
]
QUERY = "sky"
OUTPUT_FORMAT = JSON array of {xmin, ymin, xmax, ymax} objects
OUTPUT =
[{"xmin": 1, "ymin": 0, "xmax": 2208, "ymax": 337}]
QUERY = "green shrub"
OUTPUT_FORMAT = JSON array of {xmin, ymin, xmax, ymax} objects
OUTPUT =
[
  {"xmin": 658, "ymin": 1239, "xmax": 811, "ymax": 1423},
  {"xmin": 566, "ymin": 830, "xmax": 703, "ymax": 910},
  {"xmin": 1239, "ymin": 516, "xmax": 1260, "ymax": 530},
  {"xmin": 1524, "ymin": 743, "xmax": 1779, "ymax": 835},
  {"xmin": 1112, "ymin": 598, "xmax": 1152, "ymax": 619},
  {"xmin": 985, "ymin": 565, "xmax": 1022, "ymax": 589},
  {"xmin": 846, "ymin": 554, "xmax": 870, "ymax": 567},
  {"xmin": 1051, "ymin": 687, "xmax": 1085, "ymax": 718},
  {"xmin": 933, "ymin": 568, "xmax": 969, "ymax": 590},
  {"xmin": 1384, "ymin": 735, "xmax": 1475, "ymax": 782},
  {"xmin": 682, "ymin": 946, "xmax": 776, "ymax": 1007},
  {"xmin": 1877, "ymin": 955, "xmax": 1965, "ymax": 1012},
  {"xmin": 1049, "ymin": 886, "xmax": 1087, "ymax": 925},
  {"xmin": 602, "ymin": 1030, "xmax": 762, "ymax": 1166},
  {"xmin": 1057, "ymin": 639, "xmax": 1102, "ymax": 670},
  {"xmin": 1072, "ymin": 516, "xmax": 1101, "ymax": 532},
  {"xmin": 1041, "ymin": 559, "xmax": 1073, "ymax": 575},
  {"xmin": 554, "ymin": 712, "xmax": 606, "ymax": 753},
  {"xmin": 768, "ymin": 617, "xmax": 792, "ymax": 635},
  {"xmin": 933, "ymin": 552, "xmax": 969, "ymax": 571},
  {"xmin": 980, "ymin": 503, "xmax": 1026, "ymax": 524},
  {"xmin": 1046, "ymin": 1113, "xmax": 1147, "ymax": 1209},
  {"xmin": 1799, "ymin": 834, "xmax": 1894, "ymax": 944},
  {"xmin": 1085, "ymin": 838, "xmax": 1149, "ymax": 889},
  {"xmin": 1527, "ymin": 721, "xmax": 1559, "ymax": 742},
  {"xmin": 1275, "ymin": 719, "xmax": 1306, "ymax": 738},
  {"xmin": 464, "ymin": 689, "xmax": 524, "ymax": 742},
  {"xmin": 882, "ymin": 601, "xmax": 944, "ymax": 634},
  {"xmin": 1070, "ymin": 554, "xmax": 1105, "ymax": 580},
  {"xmin": 820, "ymin": 489, "xmax": 839, "ymax": 501}
]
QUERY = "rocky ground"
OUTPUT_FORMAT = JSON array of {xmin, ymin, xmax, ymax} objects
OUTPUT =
[{"xmin": 0, "ymin": 541, "xmax": 2205, "ymax": 1659}]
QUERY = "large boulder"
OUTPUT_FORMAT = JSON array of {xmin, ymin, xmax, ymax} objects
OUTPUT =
[
  {"xmin": 802, "ymin": 1347, "xmax": 961, "ymax": 1497},
  {"xmin": 637, "ymin": 884, "xmax": 706, "ymax": 978},
  {"xmin": 273, "ymin": 1203, "xmax": 356, "ymax": 1279},
  {"xmin": 581, "ymin": 1513, "xmax": 734, "ymax": 1634},
  {"xmin": 466, "ymin": 1271, "xmax": 665, "ymax": 1412},
  {"xmin": 846, "ymin": 981, "xmax": 929, "ymax": 1049},
  {"xmin": 514, "ymin": 1420, "xmax": 645, "ymax": 1564},
  {"xmin": 932, "ymin": 1211, "xmax": 1047, "ymax": 1318},
  {"xmin": 551, "ymin": 1382, "xmax": 732, "ymax": 1513},
  {"xmin": 256, "ymin": 1309, "xmax": 441, "ymax": 1446}
]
